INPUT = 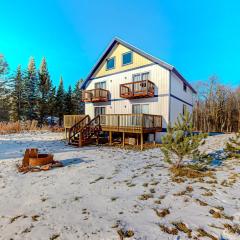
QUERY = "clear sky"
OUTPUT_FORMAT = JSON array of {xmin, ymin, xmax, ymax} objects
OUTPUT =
[{"xmin": 1, "ymin": 0, "xmax": 239, "ymax": 89}]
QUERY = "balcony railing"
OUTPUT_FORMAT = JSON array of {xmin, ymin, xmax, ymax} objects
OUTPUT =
[
  {"xmin": 99, "ymin": 114, "xmax": 162, "ymax": 133},
  {"xmin": 120, "ymin": 80, "xmax": 155, "ymax": 99},
  {"xmin": 82, "ymin": 88, "xmax": 109, "ymax": 102}
]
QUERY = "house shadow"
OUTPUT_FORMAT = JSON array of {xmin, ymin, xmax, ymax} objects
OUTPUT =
[{"xmin": 60, "ymin": 157, "xmax": 93, "ymax": 167}]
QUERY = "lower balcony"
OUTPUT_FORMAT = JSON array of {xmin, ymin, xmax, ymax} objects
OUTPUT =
[
  {"xmin": 120, "ymin": 80, "xmax": 155, "ymax": 99},
  {"xmin": 82, "ymin": 88, "xmax": 109, "ymax": 102}
]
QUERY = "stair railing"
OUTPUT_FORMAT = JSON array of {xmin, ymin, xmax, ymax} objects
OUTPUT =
[
  {"xmin": 68, "ymin": 115, "xmax": 90, "ymax": 144},
  {"xmin": 79, "ymin": 115, "xmax": 101, "ymax": 146}
]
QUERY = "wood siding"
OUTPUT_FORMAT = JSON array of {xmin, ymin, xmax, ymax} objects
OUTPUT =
[{"xmin": 92, "ymin": 43, "xmax": 153, "ymax": 78}]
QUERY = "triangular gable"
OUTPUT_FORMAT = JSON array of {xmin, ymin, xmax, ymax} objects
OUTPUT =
[{"xmin": 81, "ymin": 37, "xmax": 196, "ymax": 94}]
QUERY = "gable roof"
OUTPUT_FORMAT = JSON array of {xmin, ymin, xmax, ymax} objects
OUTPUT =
[{"xmin": 81, "ymin": 37, "xmax": 197, "ymax": 94}]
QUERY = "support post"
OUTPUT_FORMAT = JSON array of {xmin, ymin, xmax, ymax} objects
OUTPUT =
[
  {"xmin": 122, "ymin": 132, "xmax": 125, "ymax": 147},
  {"xmin": 141, "ymin": 133, "xmax": 143, "ymax": 151},
  {"xmin": 79, "ymin": 132, "xmax": 83, "ymax": 147},
  {"xmin": 153, "ymin": 132, "xmax": 156, "ymax": 145},
  {"xmin": 136, "ymin": 133, "xmax": 139, "ymax": 145},
  {"xmin": 109, "ymin": 131, "xmax": 112, "ymax": 145}
]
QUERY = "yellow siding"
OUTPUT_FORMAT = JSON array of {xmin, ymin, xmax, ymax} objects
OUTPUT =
[{"xmin": 92, "ymin": 43, "xmax": 153, "ymax": 78}]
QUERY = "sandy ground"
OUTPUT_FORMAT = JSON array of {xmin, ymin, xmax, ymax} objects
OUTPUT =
[{"xmin": 0, "ymin": 132, "xmax": 239, "ymax": 240}]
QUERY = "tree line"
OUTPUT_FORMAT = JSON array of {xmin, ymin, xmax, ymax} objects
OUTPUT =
[
  {"xmin": 0, "ymin": 54, "xmax": 84, "ymax": 125},
  {"xmin": 193, "ymin": 77, "xmax": 240, "ymax": 132}
]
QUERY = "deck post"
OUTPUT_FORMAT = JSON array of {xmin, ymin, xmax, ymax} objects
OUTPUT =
[
  {"xmin": 141, "ymin": 133, "xmax": 143, "ymax": 151},
  {"xmin": 109, "ymin": 131, "xmax": 112, "ymax": 145},
  {"xmin": 136, "ymin": 133, "xmax": 139, "ymax": 145},
  {"xmin": 153, "ymin": 132, "xmax": 156, "ymax": 145},
  {"xmin": 122, "ymin": 132, "xmax": 125, "ymax": 147},
  {"xmin": 79, "ymin": 133, "xmax": 83, "ymax": 147}
]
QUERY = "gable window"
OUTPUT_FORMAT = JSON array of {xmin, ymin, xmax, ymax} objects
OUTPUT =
[
  {"xmin": 183, "ymin": 83, "xmax": 187, "ymax": 92},
  {"xmin": 122, "ymin": 52, "xmax": 133, "ymax": 66},
  {"xmin": 95, "ymin": 81, "xmax": 106, "ymax": 89},
  {"xmin": 106, "ymin": 57, "xmax": 115, "ymax": 70}
]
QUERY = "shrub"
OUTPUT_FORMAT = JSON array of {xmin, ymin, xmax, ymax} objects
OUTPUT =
[
  {"xmin": 161, "ymin": 111, "xmax": 207, "ymax": 168},
  {"xmin": 225, "ymin": 132, "xmax": 240, "ymax": 158}
]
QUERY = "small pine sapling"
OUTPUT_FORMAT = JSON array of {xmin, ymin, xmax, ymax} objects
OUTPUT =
[
  {"xmin": 161, "ymin": 111, "xmax": 207, "ymax": 169},
  {"xmin": 225, "ymin": 132, "xmax": 240, "ymax": 159}
]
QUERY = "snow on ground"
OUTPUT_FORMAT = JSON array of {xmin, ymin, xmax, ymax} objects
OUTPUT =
[{"xmin": 0, "ymin": 132, "xmax": 239, "ymax": 240}]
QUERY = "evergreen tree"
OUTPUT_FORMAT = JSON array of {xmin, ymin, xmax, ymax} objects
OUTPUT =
[
  {"xmin": 64, "ymin": 85, "xmax": 74, "ymax": 115},
  {"xmin": 10, "ymin": 65, "xmax": 24, "ymax": 121},
  {"xmin": 38, "ymin": 57, "xmax": 51, "ymax": 124},
  {"xmin": 55, "ymin": 76, "xmax": 65, "ymax": 125},
  {"xmin": 48, "ymin": 85, "xmax": 56, "ymax": 125},
  {"xmin": 24, "ymin": 57, "xmax": 39, "ymax": 120},
  {"xmin": 161, "ymin": 111, "xmax": 207, "ymax": 168},
  {"xmin": 0, "ymin": 54, "xmax": 10, "ymax": 121},
  {"xmin": 72, "ymin": 79, "xmax": 85, "ymax": 114},
  {"xmin": 225, "ymin": 132, "xmax": 240, "ymax": 158}
]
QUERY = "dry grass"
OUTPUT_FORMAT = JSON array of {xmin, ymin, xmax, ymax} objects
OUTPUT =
[
  {"xmin": 170, "ymin": 166, "xmax": 213, "ymax": 179},
  {"xmin": 0, "ymin": 121, "xmax": 63, "ymax": 135}
]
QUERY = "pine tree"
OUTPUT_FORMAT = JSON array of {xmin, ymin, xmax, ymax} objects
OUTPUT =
[
  {"xmin": 161, "ymin": 111, "xmax": 207, "ymax": 168},
  {"xmin": 48, "ymin": 85, "xmax": 56, "ymax": 125},
  {"xmin": 0, "ymin": 54, "xmax": 10, "ymax": 121},
  {"xmin": 55, "ymin": 76, "xmax": 65, "ymax": 126},
  {"xmin": 73, "ymin": 79, "xmax": 85, "ymax": 114},
  {"xmin": 38, "ymin": 57, "xmax": 51, "ymax": 124},
  {"xmin": 225, "ymin": 132, "xmax": 240, "ymax": 158},
  {"xmin": 10, "ymin": 65, "xmax": 24, "ymax": 121},
  {"xmin": 24, "ymin": 57, "xmax": 39, "ymax": 120},
  {"xmin": 64, "ymin": 85, "xmax": 74, "ymax": 115}
]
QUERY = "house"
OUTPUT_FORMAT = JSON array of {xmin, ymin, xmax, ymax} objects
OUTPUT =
[{"xmin": 64, "ymin": 38, "xmax": 196, "ymax": 149}]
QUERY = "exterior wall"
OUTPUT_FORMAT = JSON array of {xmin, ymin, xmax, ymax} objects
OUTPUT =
[
  {"xmin": 92, "ymin": 43, "xmax": 153, "ymax": 78},
  {"xmin": 169, "ymin": 72, "xmax": 194, "ymax": 125},
  {"xmin": 85, "ymin": 64, "xmax": 170, "ymax": 129}
]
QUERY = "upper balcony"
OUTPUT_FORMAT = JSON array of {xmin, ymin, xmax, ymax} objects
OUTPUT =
[
  {"xmin": 120, "ymin": 80, "xmax": 155, "ymax": 99},
  {"xmin": 82, "ymin": 88, "xmax": 109, "ymax": 102}
]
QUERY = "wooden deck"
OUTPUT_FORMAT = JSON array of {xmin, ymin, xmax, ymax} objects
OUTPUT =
[
  {"xmin": 64, "ymin": 114, "xmax": 162, "ymax": 150},
  {"xmin": 120, "ymin": 80, "xmax": 155, "ymax": 99},
  {"xmin": 99, "ymin": 114, "xmax": 162, "ymax": 133},
  {"xmin": 82, "ymin": 88, "xmax": 109, "ymax": 102}
]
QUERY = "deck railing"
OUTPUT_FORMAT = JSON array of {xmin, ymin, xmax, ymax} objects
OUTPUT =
[
  {"xmin": 64, "ymin": 115, "xmax": 86, "ymax": 129},
  {"xmin": 120, "ymin": 80, "xmax": 155, "ymax": 99},
  {"xmin": 82, "ymin": 88, "xmax": 109, "ymax": 102},
  {"xmin": 99, "ymin": 114, "xmax": 162, "ymax": 133}
]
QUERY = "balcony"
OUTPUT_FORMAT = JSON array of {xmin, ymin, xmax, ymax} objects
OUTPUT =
[
  {"xmin": 82, "ymin": 88, "xmax": 109, "ymax": 102},
  {"xmin": 120, "ymin": 80, "xmax": 155, "ymax": 99}
]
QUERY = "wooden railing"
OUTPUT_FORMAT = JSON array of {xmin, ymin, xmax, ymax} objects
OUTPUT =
[
  {"xmin": 82, "ymin": 88, "xmax": 109, "ymax": 102},
  {"xmin": 120, "ymin": 80, "xmax": 155, "ymax": 99},
  {"xmin": 99, "ymin": 114, "xmax": 162, "ymax": 133},
  {"xmin": 64, "ymin": 115, "xmax": 86, "ymax": 129},
  {"xmin": 68, "ymin": 115, "xmax": 90, "ymax": 143}
]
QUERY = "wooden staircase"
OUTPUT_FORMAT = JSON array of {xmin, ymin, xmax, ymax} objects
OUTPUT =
[{"xmin": 68, "ymin": 115, "xmax": 102, "ymax": 147}]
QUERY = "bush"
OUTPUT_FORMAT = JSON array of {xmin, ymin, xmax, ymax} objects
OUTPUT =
[
  {"xmin": 225, "ymin": 132, "xmax": 240, "ymax": 158},
  {"xmin": 161, "ymin": 111, "xmax": 207, "ymax": 168}
]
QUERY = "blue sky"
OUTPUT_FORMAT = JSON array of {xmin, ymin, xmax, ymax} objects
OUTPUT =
[{"xmin": 0, "ymin": 0, "xmax": 239, "ymax": 89}]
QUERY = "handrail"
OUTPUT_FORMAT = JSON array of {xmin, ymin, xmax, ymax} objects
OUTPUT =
[
  {"xmin": 68, "ymin": 115, "xmax": 90, "ymax": 143},
  {"xmin": 82, "ymin": 88, "xmax": 109, "ymax": 102},
  {"xmin": 120, "ymin": 80, "xmax": 155, "ymax": 99}
]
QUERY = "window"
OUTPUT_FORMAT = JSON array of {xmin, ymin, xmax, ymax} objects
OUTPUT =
[
  {"xmin": 132, "ymin": 72, "xmax": 150, "ymax": 82},
  {"xmin": 95, "ymin": 81, "xmax": 106, "ymax": 89},
  {"xmin": 132, "ymin": 104, "xmax": 149, "ymax": 114},
  {"xmin": 106, "ymin": 57, "xmax": 115, "ymax": 70},
  {"xmin": 183, "ymin": 104, "xmax": 187, "ymax": 115},
  {"xmin": 122, "ymin": 52, "xmax": 133, "ymax": 66},
  {"xmin": 94, "ymin": 107, "xmax": 106, "ymax": 117},
  {"xmin": 183, "ymin": 83, "xmax": 187, "ymax": 92}
]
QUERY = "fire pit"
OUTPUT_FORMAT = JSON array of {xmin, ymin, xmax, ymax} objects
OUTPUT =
[{"xmin": 18, "ymin": 148, "xmax": 63, "ymax": 173}]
